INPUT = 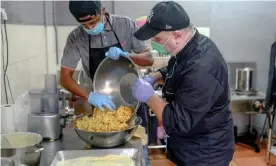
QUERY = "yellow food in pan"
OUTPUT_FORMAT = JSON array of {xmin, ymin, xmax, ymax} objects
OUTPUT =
[
  {"xmin": 56, "ymin": 155, "xmax": 135, "ymax": 166},
  {"xmin": 76, "ymin": 106, "xmax": 133, "ymax": 132}
]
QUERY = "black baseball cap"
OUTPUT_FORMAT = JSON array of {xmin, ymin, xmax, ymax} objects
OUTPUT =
[
  {"xmin": 134, "ymin": 1, "xmax": 190, "ymax": 41},
  {"xmin": 69, "ymin": 0, "xmax": 102, "ymax": 23}
]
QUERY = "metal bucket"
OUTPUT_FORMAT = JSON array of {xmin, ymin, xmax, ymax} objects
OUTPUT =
[
  {"xmin": 1, "ymin": 132, "xmax": 44, "ymax": 166},
  {"xmin": 235, "ymin": 67, "xmax": 256, "ymax": 92}
]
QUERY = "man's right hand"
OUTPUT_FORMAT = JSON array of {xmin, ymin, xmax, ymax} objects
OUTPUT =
[{"xmin": 88, "ymin": 92, "xmax": 116, "ymax": 111}]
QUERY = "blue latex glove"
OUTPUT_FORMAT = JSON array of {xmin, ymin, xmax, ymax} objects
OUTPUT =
[
  {"xmin": 88, "ymin": 92, "xmax": 116, "ymax": 111},
  {"xmin": 132, "ymin": 78, "xmax": 154, "ymax": 103},
  {"xmin": 143, "ymin": 75, "xmax": 157, "ymax": 86},
  {"xmin": 105, "ymin": 47, "xmax": 129, "ymax": 60}
]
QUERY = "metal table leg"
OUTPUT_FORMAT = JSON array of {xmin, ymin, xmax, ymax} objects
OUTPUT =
[
  {"xmin": 267, "ymin": 111, "xmax": 273, "ymax": 164},
  {"xmin": 148, "ymin": 108, "xmax": 166, "ymax": 149}
]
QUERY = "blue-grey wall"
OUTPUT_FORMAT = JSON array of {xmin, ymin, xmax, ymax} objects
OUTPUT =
[
  {"xmin": 115, "ymin": 1, "xmax": 276, "ymax": 93},
  {"xmin": 2, "ymin": 1, "xmax": 276, "ymax": 92},
  {"xmin": 1, "ymin": 1, "xmax": 114, "ymax": 25}
]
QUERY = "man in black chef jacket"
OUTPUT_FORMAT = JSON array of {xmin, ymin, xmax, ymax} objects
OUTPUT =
[{"xmin": 131, "ymin": 1, "xmax": 235, "ymax": 166}]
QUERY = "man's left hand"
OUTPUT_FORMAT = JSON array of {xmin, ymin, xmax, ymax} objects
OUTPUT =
[
  {"xmin": 143, "ymin": 75, "xmax": 157, "ymax": 86},
  {"xmin": 105, "ymin": 47, "xmax": 129, "ymax": 60},
  {"xmin": 132, "ymin": 78, "xmax": 154, "ymax": 103}
]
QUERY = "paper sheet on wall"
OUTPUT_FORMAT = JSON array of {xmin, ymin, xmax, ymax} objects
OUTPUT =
[{"xmin": 196, "ymin": 27, "xmax": 210, "ymax": 38}]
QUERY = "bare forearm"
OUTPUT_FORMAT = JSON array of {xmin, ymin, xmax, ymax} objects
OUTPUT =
[
  {"xmin": 147, "ymin": 94, "xmax": 168, "ymax": 123},
  {"xmin": 129, "ymin": 49, "xmax": 153, "ymax": 67},
  {"xmin": 60, "ymin": 77, "xmax": 89, "ymax": 100},
  {"xmin": 150, "ymin": 71, "xmax": 164, "ymax": 84}
]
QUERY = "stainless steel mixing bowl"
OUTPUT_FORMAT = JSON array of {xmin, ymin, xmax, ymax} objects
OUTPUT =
[
  {"xmin": 72, "ymin": 115, "xmax": 142, "ymax": 148},
  {"xmin": 93, "ymin": 56, "xmax": 141, "ymax": 117}
]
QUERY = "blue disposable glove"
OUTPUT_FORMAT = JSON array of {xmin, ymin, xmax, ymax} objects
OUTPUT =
[
  {"xmin": 105, "ymin": 47, "xmax": 129, "ymax": 60},
  {"xmin": 88, "ymin": 92, "xmax": 116, "ymax": 111},
  {"xmin": 143, "ymin": 75, "xmax": 157, "ymax": 86},
  {"xmin": 132, "ymin": 78, "xmax": 154, "ymax": 103}
]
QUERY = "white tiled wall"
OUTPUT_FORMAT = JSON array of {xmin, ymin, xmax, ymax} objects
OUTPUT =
[
  {"xmin": 55, "ymin": 26, "xmax": 83, "ymax": 71},
  {"xmin": 1, "ymin": 24, "xmax": 47, "ymax": 104}
]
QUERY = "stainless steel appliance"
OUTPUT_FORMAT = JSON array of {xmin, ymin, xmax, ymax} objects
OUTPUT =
[
  {"xmin": 27, "ymin": 113, "xmax": 62, "ymax": 140},
  {"xmin": 235, "ymin": 67, "xmax": 257, "ymax": 95},
  {"xmin": 27, "ymin": 74, "xmax": 63, "ymax": 140}
]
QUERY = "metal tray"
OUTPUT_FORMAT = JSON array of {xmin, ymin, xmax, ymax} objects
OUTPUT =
[{"xmin": 50, "ymin": 148, "xmax": 144, "ymax": 166}]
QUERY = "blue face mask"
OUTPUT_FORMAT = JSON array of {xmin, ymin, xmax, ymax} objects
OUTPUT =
[{"xmin": 83, "ymin": 21, "xmax": 104, "ymax": 35}]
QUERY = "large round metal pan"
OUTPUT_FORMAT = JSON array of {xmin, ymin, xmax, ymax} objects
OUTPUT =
[{"xmin": 71, "ymin": 115, "xmax": 142, "ymax": 148}]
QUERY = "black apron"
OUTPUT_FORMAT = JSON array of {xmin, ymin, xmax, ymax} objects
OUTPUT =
[{"xmin": 88, "ymin": 15, "xmax": 123, "ymax": 80}]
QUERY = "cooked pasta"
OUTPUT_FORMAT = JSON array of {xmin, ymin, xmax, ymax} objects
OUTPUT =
[{"xmin": 76, "ymin": 106, "xmax": 133, "ymax": 132}]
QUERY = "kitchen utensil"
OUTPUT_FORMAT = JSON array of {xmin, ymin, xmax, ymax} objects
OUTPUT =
[
  {"xmin": 93, "ymin": 56, "xmax": 141, "ymax": 119},
  {"xmin": 72, "ymin": 115, "xmax": 142, "ymax": 148},
  {"xmin": 235, "ymin": 67, "xmax": 256, "ymax": 93},
  {"xmin": 27, "ymin": 87, "xmax": 62, "ymax": 140},
  {"xmin": 44, "ymin": 74, "xmax": 57, "ymax": 93},
  {"xmin": 28, "ymin": 89, "xmax": 59, "ymax": 114},
  {"xmin": 1, "ymin": 132, "xmax": 44, "ymax": 166},
  {"xmin": 50, "ymin": 148, "xmax": 143, "ymax": 166}
]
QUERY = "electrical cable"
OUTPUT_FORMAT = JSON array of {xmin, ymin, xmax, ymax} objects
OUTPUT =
[
  {"xmin": 4, "ymin": 20, "xmax": 10, "ymax": 103},
  {"xmin": 6, "ymin": 74, "xmax": 14, "ymax": 103},
  {"xmin": 4, "ymin": 20, "xmax": 14, "ymax": 103},
  {"xmin": 1, "ymin": 20, "xmax": 8, "ymax": 104},
  {"xmin": 1, "ymin": 18, "xmax": 14, "ymax": 103}
]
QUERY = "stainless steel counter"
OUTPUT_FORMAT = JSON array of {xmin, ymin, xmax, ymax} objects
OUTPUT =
[
  {"xmin": 230, "ymin": 91, "xmax": 266, "ymax": 101},
  {"xmin": 40, "ymin": 128, "xmax": 144, "ymax": 166},
  {"xmin": 156, "ymin": 89, "xmax": 266, "ymax": 102}
]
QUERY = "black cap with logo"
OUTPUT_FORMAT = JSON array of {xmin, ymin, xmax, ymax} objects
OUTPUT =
[
  {"xmin": 69, "ymin": 0, "xmax": 101, "ymax": 23},
  {"xmin": 134, "ymin": 1, "xmax": 190, "ymax": 41}
]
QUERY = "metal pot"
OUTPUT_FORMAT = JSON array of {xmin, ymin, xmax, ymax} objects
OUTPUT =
[
  {"xmin": 1, "ymin": 132, "xmax": 44, "ymax": 166},
  {"xmin": 235, "ymin": 67, "xmax": 256, "ymax": 92}
]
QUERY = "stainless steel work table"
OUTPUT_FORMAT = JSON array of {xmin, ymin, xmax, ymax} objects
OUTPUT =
[
  {"xmin": 40, "ymin": 128, "xmax": 144, "ymax": 166},
  {"xmin": 147, "ymin": 90, "xmax": 266, "ymax": 149}
]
